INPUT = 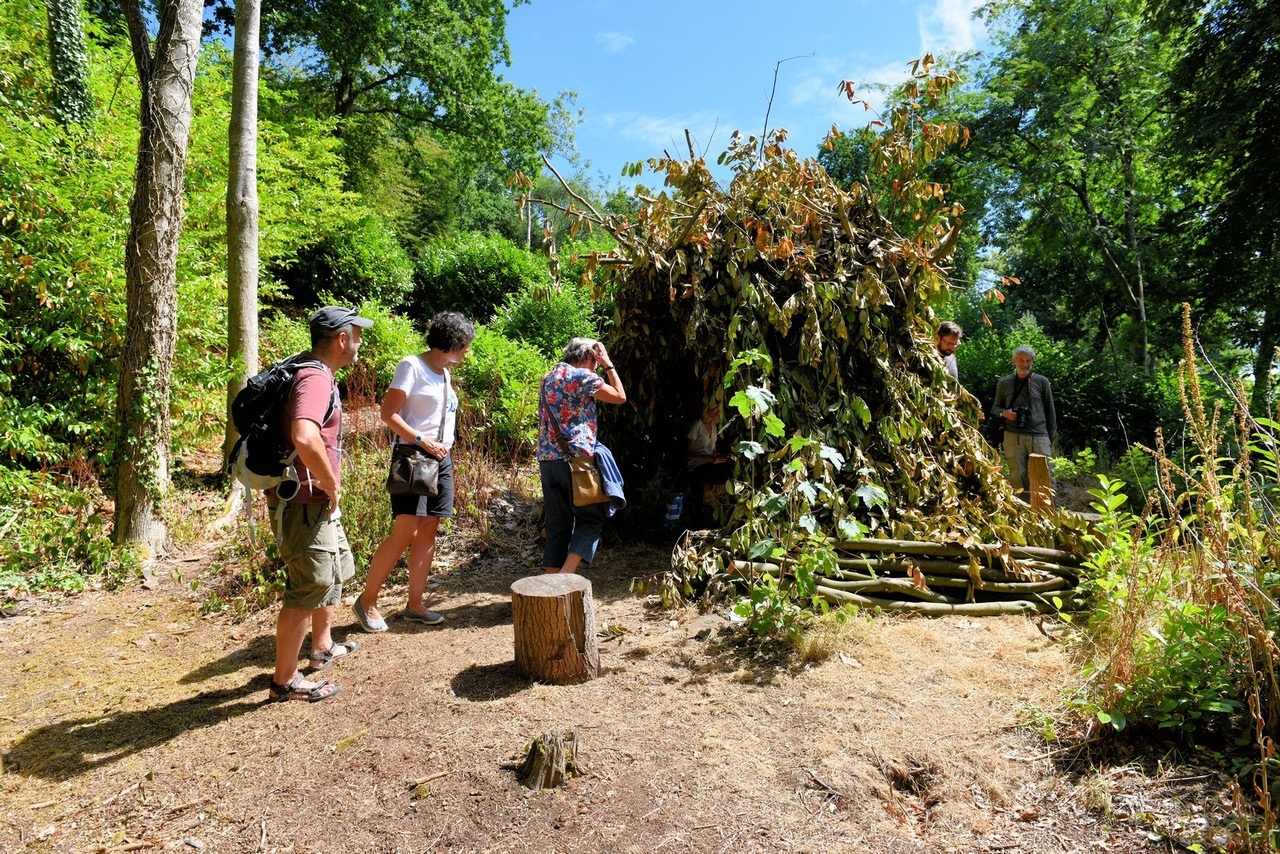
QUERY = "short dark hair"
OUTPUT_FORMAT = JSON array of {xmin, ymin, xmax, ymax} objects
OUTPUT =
[
  {"xmin": 938, "ymin": 321, "xmax": 962, "ymax": 339},
  {"xmin": 426, "ymin": 311, "xmax": 476, "ymax": 353}
]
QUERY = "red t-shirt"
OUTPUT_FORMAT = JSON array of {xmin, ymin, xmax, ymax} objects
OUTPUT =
[{"xmin": 282, "ymin": 364, "xmax": 341, "ymax": 504}]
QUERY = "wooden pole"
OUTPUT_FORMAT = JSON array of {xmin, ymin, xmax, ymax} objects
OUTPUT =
[
  {"xmin": 511, "ymin": 574, "xmax": 599, "ymax": 685},
  {"xmin": 1029, "ymin": 454, "xmax": 1053, "ymax": 511}
]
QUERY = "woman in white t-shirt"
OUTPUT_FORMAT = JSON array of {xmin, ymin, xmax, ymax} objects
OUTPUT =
[{"xmin": 353, "ymin": 312, "xmax": 475, "ymax": 632}]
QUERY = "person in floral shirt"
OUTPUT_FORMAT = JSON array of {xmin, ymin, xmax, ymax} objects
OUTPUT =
[{"xmin": 537, "ymin": 338, "xmax": 627, "ymax": 573}]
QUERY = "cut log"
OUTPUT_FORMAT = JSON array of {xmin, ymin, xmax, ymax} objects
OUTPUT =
[
  {"xmin": 511, "ymin": 574, "xmax": 599, "ymax": 684},
  {"xmin": 516, "ymin": 731, "xmax": 579, "ymax": 790},
  {"xmin": 1029, "ymin": 453, "xmax": 1053, "ymax": 511}
]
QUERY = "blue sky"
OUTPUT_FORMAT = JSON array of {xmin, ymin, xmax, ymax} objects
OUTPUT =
[{"xmin": 502, "ymin": 0, "xmax": 988, "ymax": 187}]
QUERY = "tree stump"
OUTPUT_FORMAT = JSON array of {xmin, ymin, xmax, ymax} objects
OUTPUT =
[
  {"xmin": 516, "ymin": 731, "xmax": 579, "ymax": 790},
  {"xmin": 1029, "ymin": 453, "xmax": 1054, "ymax": 511},
  {"xmin": 511, "ymin": 574, "xmax": 599, "ymax": 684}
]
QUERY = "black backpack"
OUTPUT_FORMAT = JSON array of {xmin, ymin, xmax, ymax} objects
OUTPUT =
[{"xmin": 226, "ymin": 353, "xmax": 334, "ymax": 491}]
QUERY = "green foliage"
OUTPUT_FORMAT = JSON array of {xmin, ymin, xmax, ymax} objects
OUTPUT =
[
  {"xmin": 455, "ymin": 326, "xmax": 551, "ymax": 456},
  {"xmin": 0, "ymin": 1, "xmax": 132, "ymax": 467},
  {"xmin": 1050, "ymin": 447, "xmax": 1097, "ymax": 485},
  {"xmin": 1068, "ymin": 312, "xmax": 1280, "ymax": 768},
  {"xmin": 0, "ymin": 9, "xmax": 365, "ymax": 469},
  {"xmin": 491, "ymin": 281, "xmax": 599, "ymax": 359},
  {"xmin": 346, "ymin": 299, "xmax": 425, "ymax": 395},
  {"xmin": 412, "ymin": 232, "xmax": 550, "ymax": 324},
  {"xmin": 690, "ymin": 350, "xmax": 868, "ymax": 640},
  {"xmin": 277, "ymin": 215, "xmax": 415, "ymax": 310},
  {"xmin": 0, "ymin": 468, "xmax": 134, "ymax": 598},
  {"xmin": 44, "ymin": 0, "xmax": 93, "ymax": 129},
  {"xmin": 1070, "ymin": 476, "xmax": 1247, "ymax": 735}
]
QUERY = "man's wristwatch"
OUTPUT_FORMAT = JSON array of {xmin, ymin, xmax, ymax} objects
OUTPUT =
[{"xmin": 414, "ymin": 433, "xmax": 423, "ymax": 446}]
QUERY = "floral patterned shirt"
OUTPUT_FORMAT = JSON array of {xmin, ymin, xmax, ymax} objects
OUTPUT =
[{"xmin": 537, "ymin": 362, "xmax": 604, "ymax": 460}]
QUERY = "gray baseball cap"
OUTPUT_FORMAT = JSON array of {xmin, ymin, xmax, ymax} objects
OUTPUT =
[{"xmin": 309, "ymin": 306, "xmax": 374, "ymax": 331}]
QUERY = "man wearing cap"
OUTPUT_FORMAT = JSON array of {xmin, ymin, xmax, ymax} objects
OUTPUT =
[{"xmin": 268, "ymin": 306, "xmax": 371, "ymax": 702}]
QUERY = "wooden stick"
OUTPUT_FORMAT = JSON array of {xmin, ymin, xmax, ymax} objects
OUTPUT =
[
  {"xmin": 816, "ymin": 587, "xmax": 1047, "ymax": 615},
  {"xmin": 832, "ymin": 537, "xmax": 1085, "ymax": 564},
  {"xmin": 819, "ymin": 578, "xmax": 957, "ymax": 604},
  {"xmin": 408, "ymin": 770, "xmax": 450, "ymax": 788}
]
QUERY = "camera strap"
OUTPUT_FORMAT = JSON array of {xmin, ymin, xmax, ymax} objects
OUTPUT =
[{"xmin": 1013, "ymin": 373, "xmax": 1030, "ymax": 406}]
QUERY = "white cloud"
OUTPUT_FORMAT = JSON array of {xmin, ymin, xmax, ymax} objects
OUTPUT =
[
  {"xmin": 596, "ymin": 31, "xmax": 635, "ymax": 53},
  {"xmin": 597, "ymin": 109, "xmax": 735, "ymax": 160},
  {"xmin": 918, "ymin": 0, "xmax": 984, "ymax": 54}
]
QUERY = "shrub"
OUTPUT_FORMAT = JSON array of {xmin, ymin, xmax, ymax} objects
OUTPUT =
[
  {"xmin": 412, "ymin": 233, "xmax": 550, "ymax": 324},
  {"xmin": 492, "ymin": 280, "xmax": 600, "ymax": 359},
  {"xmin": 0, "ymin": 467, "xmax": 133, "ymax": 598},
  {"xmin": 275, "ymin": 215, "xmax": 414, "ymax": 310},
  {"xmin": 455, "ymin": 326, "xmax": 551, "ymax": 456}
]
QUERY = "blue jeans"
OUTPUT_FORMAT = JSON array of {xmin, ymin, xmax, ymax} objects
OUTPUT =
[{"xmin": 540, "ymin": 459, "xmax": 608, "ymax": 568}]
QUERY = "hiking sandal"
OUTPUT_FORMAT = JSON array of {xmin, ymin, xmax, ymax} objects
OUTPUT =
[
  {"xmin": 307, "ymin": 638, "xmax": 360, "ymax": 671},
  {"xmin": 268, "ymin": 674, "xmax": 340, "ymax": 703}
]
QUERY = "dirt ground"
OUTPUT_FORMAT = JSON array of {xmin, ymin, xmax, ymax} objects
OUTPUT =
[{"xmin": 0, "ymin": 488, "xmax": 1242, "ymax": 853}]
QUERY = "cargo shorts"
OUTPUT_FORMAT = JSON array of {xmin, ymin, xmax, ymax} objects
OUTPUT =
[{"xmin": 267, "ymin": 500, "xmax": 355, "ymax": 610}]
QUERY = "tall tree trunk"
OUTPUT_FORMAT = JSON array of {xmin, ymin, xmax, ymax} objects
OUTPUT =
[
  {"xmin": 1248, "ymin": 234, "xmax": 1280, "ymax": 418},
  {"xmin": 112, "ymin": 0, "xmax": 204, "ymax": 553},
  {"xmin": 44, "ymin": 0, "xmax": 94, "ymax": 128},
  {"xmin": 222, "ymin": 0, "xmax": 261, "ymax": 466},
  {"xmin": 1251, "ymin": 310, "xmax": 1278, "ymax": 420}
]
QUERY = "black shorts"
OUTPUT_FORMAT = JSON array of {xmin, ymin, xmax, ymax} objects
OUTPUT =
[{"xmin": 389, "ymin": 452, "xmax": 455, "ymax": 518}]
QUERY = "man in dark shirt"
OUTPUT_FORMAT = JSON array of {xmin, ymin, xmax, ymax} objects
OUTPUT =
[{"xmin": 992, "ymin": 346, "xmax": 1057, "ymax": 503}]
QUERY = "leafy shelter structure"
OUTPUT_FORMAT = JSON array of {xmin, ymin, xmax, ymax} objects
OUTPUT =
[{"xmin": 552, "ymin": 122, "xmax": 1088, "ymax": 614}]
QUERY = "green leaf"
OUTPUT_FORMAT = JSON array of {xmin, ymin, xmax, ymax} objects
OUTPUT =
[
  {"xmin": 854, "ymin": 482, "xmax": 888, "ymax": 509},
  {"xmin": 837, "ymin": 518, "xmax": 865, "ymax": 540},
  {"xmin": 819, "ymin": 444, "xmax": 845, "ymax": 469}
]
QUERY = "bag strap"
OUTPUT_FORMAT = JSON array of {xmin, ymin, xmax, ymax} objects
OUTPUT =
[
  {"xmin": 438, "ymin": 367, "xmax": 450, "ymax": 443},
  {"xmin": 540, "ymin": 378, "xmax": 579, "ymax": 459}
]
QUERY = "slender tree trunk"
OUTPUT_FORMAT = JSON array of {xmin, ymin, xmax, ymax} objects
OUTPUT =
[
  {"xmin": 44, "ymin": 0, "xmax": 94, "ymax": 128},
  {"xmin": 1251, "ymin": 316, "xmax": 1277, "ymax": 420},
  {"xmin": 1121, "ymin": 148, "xmax": 1149, "ymax": 371},
  {"xmin": 223, "ymin": 0, "xmax": 261, "ymax": 466},
  {"xmin": 112, "ymin": 0, "xmax": 204, "ymax": 553}
]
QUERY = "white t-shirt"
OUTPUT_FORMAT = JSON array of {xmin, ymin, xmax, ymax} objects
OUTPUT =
[
  {"xmin": 688, "ymin": 419, "xmax": 716, "ymax": 456},
  {"xmin": 389, "ymin": 356, "xmax": 458, "ymax": 448}
]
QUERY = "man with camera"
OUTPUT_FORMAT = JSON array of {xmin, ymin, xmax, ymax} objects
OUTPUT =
[{"xmin": 992, "ymin": 346, "xmax": 1057, "ymax": 503}]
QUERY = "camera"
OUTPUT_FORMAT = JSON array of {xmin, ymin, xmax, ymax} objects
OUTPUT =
[{"xmin": 1013, "ymin": 404, "xmax": 1030, "ymax": 430}]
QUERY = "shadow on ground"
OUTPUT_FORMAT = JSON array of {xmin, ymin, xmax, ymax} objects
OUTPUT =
[{"xmin": 1, "ymin": 677, "xmax": 265, "ymax": 781}]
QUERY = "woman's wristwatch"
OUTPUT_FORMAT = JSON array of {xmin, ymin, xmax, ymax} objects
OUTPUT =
[{"xmin": 413, "ymin": 433, "xmax": 424, "ymax": 446}]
